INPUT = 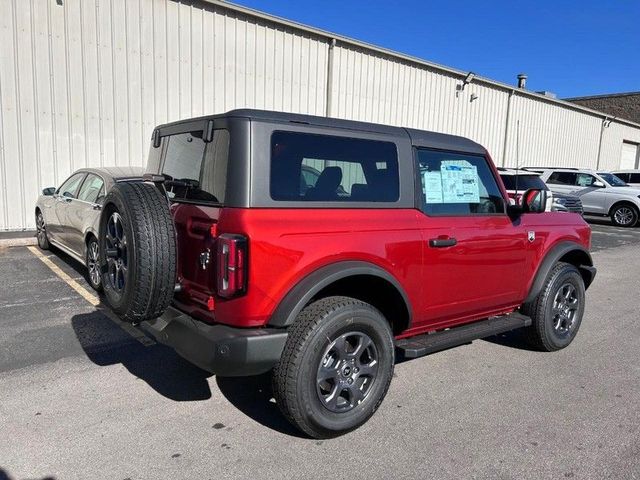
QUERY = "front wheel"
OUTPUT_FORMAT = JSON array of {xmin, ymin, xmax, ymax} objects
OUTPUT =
[
  {"xmin": 521, "ymin": 262, "xmax": 585, "ymax": 351},
  {"xmin": 85, "ymin": 236, "xmax": 102, "ymax": 291},
  {"xmin": 611, "ymin": 204, "xmax": 638, "ymax": 227},
  {"xmin": 36, "ymin": 211, "xmax": 49, "ymax": 250},
  {"xmin": 272, "ymin": 296, "xmax": 395, "ymax": 439}
]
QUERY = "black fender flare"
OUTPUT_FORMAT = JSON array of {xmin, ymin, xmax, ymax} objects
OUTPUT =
[
  {"xmin": 525, "ymin": 241, "xmax": 596, "ymax": 304},
  {"xmin": 268, "ymin": 260, "xmax": 413, "ymax": 328}
]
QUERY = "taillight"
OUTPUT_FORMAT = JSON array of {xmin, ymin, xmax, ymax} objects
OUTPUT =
[{"xmin": 216, "ymin": 234, "xmax": 248, "ymax": 298}]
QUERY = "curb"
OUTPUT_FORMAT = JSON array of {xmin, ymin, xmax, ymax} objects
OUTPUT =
[{"xmin": 0, "ymin": 236, "xmax": 37, "ymax": 248}]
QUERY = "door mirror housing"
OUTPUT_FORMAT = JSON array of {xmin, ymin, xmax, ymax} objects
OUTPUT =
[
  {"xmin": 522, "ymin": 188, "xmax": 548, "ymax": 213},
  {"xmin": 592, "ymin": 180, "xmax": 605, "ymax": 188},
  {"xmin": 42, "ymin": 187, "xmax": 56, "ymax": 196}
]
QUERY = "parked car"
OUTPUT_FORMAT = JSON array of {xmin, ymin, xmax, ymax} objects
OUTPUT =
[
  {"xmin": 612, "ymin": 170, "xmax": 640, "ymax": 187},
  {"xmin": 35, "ymin": 167, "xmax": 144, "ymax": 290},
  {"xmin": 95, "ymin": 110, "xmax": 595, "ymax": 438},
  {"xmin": 498, "ymin": 168, "xmax": 583, "ymax": 214},
  {"xmin": 529, "ymin": 167, "xmax": 640, "ymax": 227}
]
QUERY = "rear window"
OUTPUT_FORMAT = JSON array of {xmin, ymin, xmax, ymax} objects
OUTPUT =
[
  {"xmin": 270, "ymin": 131, "xmax": 399, "ymax": 202},
  {"xmin": 161, "ymin": 130, "xmax": 229, "ymax": 204},
  {"xmin": 499, "ymin": 174, "xmax": 547, "ymax": 191}
]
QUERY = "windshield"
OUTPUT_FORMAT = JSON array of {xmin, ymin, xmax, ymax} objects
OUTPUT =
[
  {"xmin": 599, "ymin": 173, "xmax": 628, "ymax": 187},
  {"xmin": 499, "ymin": 174, "xmax": 548, "ymax": 191}
]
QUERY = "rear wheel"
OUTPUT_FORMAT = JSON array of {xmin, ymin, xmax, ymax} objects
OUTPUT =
[
  {"xmin": 272, "ymin": 296, "xmax": 394, "ymax": 438},
  {"xmin": 99, "ymin": 182, "xmax": 176, "ymax": 323},
  {"xmin": 35, "ymin": 210, "xmax": 49, "ymax": 250},
  {"xmin": 610, "ymin": 203, "xmax": 638, "ymax": 227},
  {"xmin": 521, "ymin": 262, "xmax": 585, "ymax": 351}
]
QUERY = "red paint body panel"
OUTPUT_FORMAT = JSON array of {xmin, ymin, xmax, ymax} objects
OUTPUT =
[{"xmin": 169, "ymin": 202, "xmax": 591, "ymax": 339}]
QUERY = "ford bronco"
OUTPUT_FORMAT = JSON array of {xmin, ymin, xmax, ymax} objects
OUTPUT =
[{"xmin": 97, "ymin": 110, "xmax": 595, "ymax": 438}]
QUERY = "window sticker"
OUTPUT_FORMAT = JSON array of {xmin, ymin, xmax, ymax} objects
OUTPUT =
[
  {"xmin": 441, "ymin": 160, "xmax": 480, "ymax": 203},
  {"xmin": 423, "ymin": 171, "xmax": 444, "ymax": 204}
]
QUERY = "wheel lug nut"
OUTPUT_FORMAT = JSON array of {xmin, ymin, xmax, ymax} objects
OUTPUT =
[{"xmin": 347, "ymin": 379, "xmax": 353, "ymax": 384}]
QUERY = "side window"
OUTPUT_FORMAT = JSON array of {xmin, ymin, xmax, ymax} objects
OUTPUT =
[
  {"xmin": 416, "ymin": 149, "xmax": 505, "ymax": 216},
  {"xmin": 57, "ymin": 173, "xmax": 86, "ymax": 198},
  {"xmin": 161, "ymin": 130, "xmax": 229, "ymax": 203},
  {"xmin": 270, "ymin": 131, "xmax": 399, "ymax": 202},
  {"xmin": 77, "ymin": 174, "xmax": 104, "ymax": 204},
  {"xmin": 547, "ymin": 172, "xmax": 577, "ymax": 185},
  {"xmin": 576, "ymin": 173, "xmax": 597, "ymax": 187},
  {"xmin": 630, "ymin": 173, "xmax": 640, "ymax": 183}
]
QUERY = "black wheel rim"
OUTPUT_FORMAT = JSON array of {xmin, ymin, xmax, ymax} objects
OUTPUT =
[
  {"xmin": 105, "ymin": 212, "xmax": 127, "ymax": 293},
  {"xmin": 552, "ymin": 283, "xmax": 579, "ymax": 337},
  {"xmin": 87, "ymin": 240, "xmax": 101, "ymax": 287},
  {"xmin": 316, "ymin": 331, "xmax": 379, "ymax": 413},
  {"xmin": 36, "ymin": 213, "xmax": 46, "ymax": 246},
  {"xmin": 614, "ymin": 207, "xmax": 634, "ymax": 226}
]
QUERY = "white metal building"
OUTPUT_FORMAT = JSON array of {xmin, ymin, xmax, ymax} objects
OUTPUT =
[{"xmin": 1, "ymin": 0, "xmax": 640, "ymax": 231}]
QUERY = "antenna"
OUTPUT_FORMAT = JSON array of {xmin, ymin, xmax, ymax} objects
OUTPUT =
[{"xmin": 514, "ymin": 120, "xmax": 520, "ymax": 202}]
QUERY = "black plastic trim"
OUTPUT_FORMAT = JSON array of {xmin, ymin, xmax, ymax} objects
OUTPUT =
[
  {"xmin": 268, "ymin": 260, "xmax": 413, "ymax": 328},
  {"xmin": 141, "ymin": 306, "xmax": 288, "ymax": 376},
  {"xmin": 525, "ymin": 241, "xmax": 595, "ymax": 303}
]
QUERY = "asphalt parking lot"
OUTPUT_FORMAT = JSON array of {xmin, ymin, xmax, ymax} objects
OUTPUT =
[{"xmin": 1, "ymin": 220, "xmax": 639, "ymax": 480}]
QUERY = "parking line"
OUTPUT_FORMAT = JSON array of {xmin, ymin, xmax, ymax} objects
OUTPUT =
[
  {"xmin": 27, "ymin": 246, "xmax": 100, "ymax": 306},
  {"xmin": 26, "ymin": 246, "xmax": 155, "ymax": 347}
]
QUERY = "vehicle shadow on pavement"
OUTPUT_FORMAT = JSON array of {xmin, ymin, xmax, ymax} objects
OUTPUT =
[
  {"xmin": 482, "ymin": 329, "xmax": 539, "ymax": 351},
  {"xmin": 216, "ymin": 374, "xmax": 306, "ymax": 438},
  {"xmin": 71, "ymin": 311, "xmax": 214, "ymax": 401},
  {"xmin": 0, "ymin": 468, "xmax": 55, "ymax": 480}
]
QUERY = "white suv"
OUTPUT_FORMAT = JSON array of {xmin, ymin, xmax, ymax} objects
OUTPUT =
[{"xmin": 530, "ymin": 168, "xmax": 640, "ymax": 227}]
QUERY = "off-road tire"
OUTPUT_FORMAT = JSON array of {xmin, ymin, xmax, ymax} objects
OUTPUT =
[
  {"xmin": 272, "ymin": 296, "xmax": 394, "ymax": 438},
  {"xmin": 36, "ymin": 210, "xmax": 49, "ymax": 250},
  {"xmin": 521, "ymin": 262, "xmax": 585, "ymax": 351},
  {"xmin": 610, "ymin": 203, "xmax": 638, "ymax": 228},
  {"xmin": 99, "ymin": 182, "xmax": 176, "ymax": 323}
]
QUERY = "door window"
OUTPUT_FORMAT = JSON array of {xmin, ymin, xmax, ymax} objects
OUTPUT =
[
  {"xmin": 416, "ymin": 149, "xmax": 504, "ymax": 215},
  {"xmin": 270, "ymin": 131, "xmax": 399, "ymax": 202},
  {"xmin": 547, "ymin": 172, "xmax": 577, "ymax": 185},
  {"xmin": 630, "ymin": 173, "xmax": 640, "ymax": 183},
  {"xmin": 575, "ymin": 173, "xmax": 597, "ymax": 187},
  {"xmin": 57, "ymin": 173, "xmax": 86, "ymax": 198},
  {"xmin": 77, "ymin": 174, "xmax": 104, "ymax": 204},
  {"xmin": 161, "ymin": 129, "xmax": 229, "ymax": 203}
]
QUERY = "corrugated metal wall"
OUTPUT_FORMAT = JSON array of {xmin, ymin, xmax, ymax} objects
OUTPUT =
[
  {"xmin": 1, "ymin": 0, "xmax": 640, "ymax": 230},
  {"xmin": 329, "ymin": 46, "xmax": 510, "ymax": 163}
]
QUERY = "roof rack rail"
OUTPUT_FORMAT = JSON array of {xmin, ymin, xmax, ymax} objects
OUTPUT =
[{"xmin": 522, "ymin": 166, "xmax": 580, "ymax": 170}]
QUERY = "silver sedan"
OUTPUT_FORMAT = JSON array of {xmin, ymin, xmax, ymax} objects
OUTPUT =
[{"xmin": 35, "ymin": 167, "xmax": 144, "ymax": 290}]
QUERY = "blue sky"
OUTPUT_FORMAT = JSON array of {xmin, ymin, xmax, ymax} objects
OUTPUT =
[{"xmin": 232, "ymin": 0, "xmax": 639, "ymax": 98}]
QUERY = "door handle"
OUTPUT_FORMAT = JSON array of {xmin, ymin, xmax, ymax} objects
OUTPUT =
[{"xmin": 429, "ymin": 237, "xmax": 457, "ymax": 248}]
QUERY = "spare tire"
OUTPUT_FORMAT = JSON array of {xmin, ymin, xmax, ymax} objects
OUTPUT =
[{"xmin": 99, "ymin": 181, "xmax": 176, "ymax": 323}]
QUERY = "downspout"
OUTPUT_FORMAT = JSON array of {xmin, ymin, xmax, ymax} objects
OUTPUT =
[
  {"xmin": 325, "ymin": 38, "xmax": 337, "ymax": 117},
  {"xmin": 501, "ymin": 89, "xmax": 515, "ymax": 167},
  {"xmin": 596, "ymin": 116, "xmax": 608, "ymax": 170}
]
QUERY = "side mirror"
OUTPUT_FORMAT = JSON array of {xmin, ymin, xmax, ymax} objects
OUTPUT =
[
  {"xmin": 42, "ymin": 187, "xmax": 56, "ymax": 196},
  {"xmin": 592, "ymin": 180, "xmax": 605, "ymax": 188},
  {"xmin": 522, "ymin": 188, "xmax": 548, "ymax": 213}
]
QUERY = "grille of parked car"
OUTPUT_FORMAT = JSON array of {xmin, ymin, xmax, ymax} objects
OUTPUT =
[{"xmin": 560, "ymin": 195, "xmax": 583, "ymax": 214}]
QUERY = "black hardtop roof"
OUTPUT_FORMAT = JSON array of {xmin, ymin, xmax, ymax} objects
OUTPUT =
[{"xmin": 156, "ymin": 109, "xmax": 486, "ymax": 155}]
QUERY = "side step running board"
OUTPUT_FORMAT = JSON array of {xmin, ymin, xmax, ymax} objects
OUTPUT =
[{"xmin": 395, "ymin": 312, "xmax": 531, "ymax": 359}]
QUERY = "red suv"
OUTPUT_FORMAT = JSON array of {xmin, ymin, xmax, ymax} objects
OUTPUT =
[{"xmin": 97, "ymin": 110, "xmax": 595, "ymax": 438}]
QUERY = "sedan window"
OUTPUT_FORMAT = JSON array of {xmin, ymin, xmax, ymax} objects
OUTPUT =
[
  {"xmin": 57, "ymin": 173, "xmax": 86, "ymax": 198},
  {"xmin": 77, "ymin": 174, "xmax": 105, "ymax": 204}
]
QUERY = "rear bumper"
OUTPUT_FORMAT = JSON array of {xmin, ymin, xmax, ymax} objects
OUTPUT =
[{"xmin": 141, "ymin": 306, "xmax": 288, "ymax": 376}]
